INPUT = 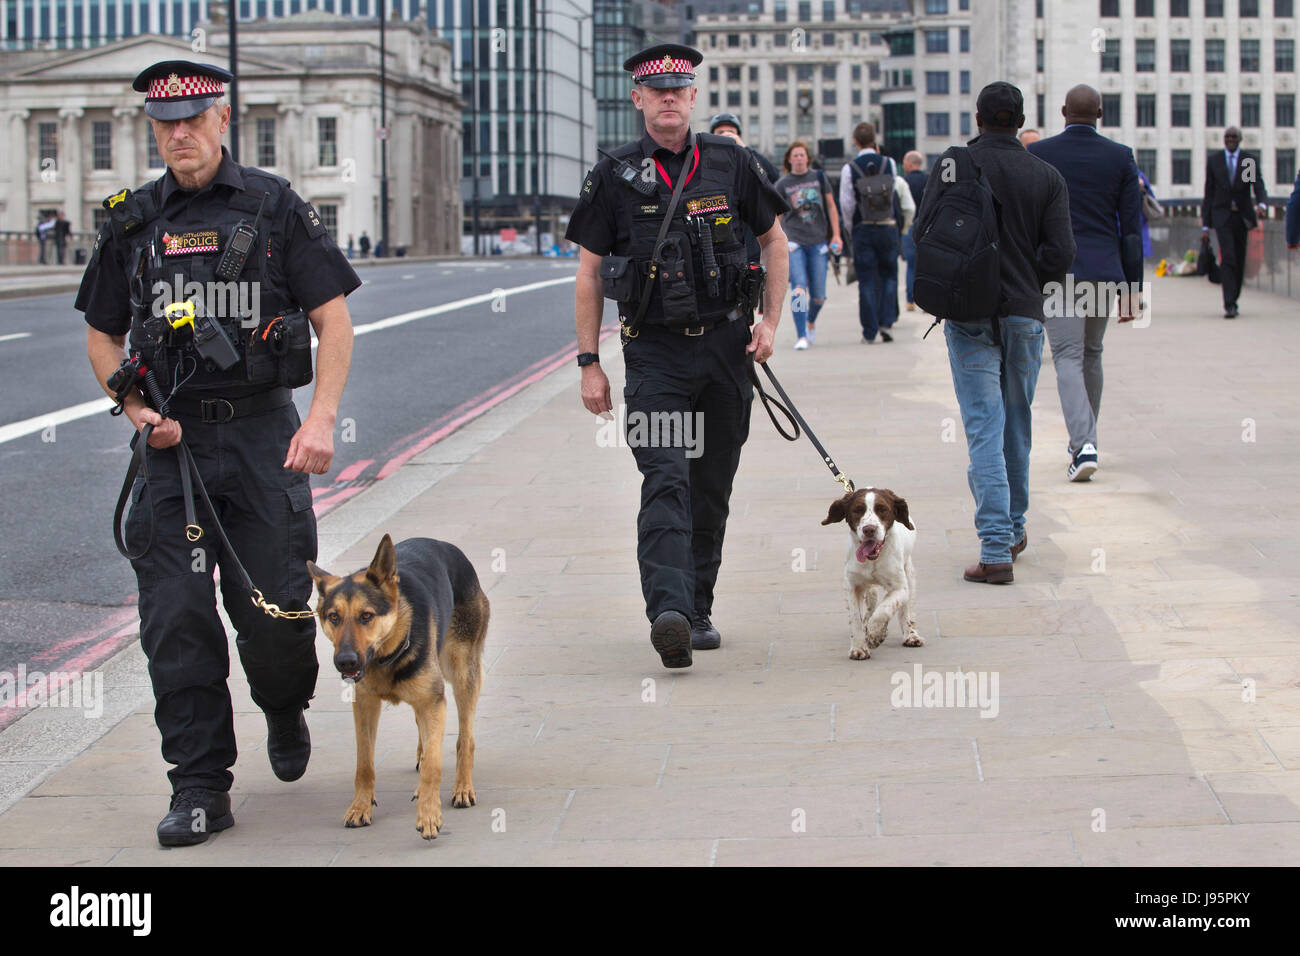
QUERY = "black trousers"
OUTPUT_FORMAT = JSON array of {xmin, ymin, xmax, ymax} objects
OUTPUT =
[
  {"xmin": 125, "ymin": 401, "xmax": 318, "ymax": 793},
  {"xmin": 1215, "ymin": 215, "xmax": 1249, "ymax": 309},
  {"xmin": 622, "ymin": 318, "xmax": 754, "ymax": 623}
]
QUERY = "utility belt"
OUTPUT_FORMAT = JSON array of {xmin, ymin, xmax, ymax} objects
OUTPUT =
[{"xmin": 166, "ymin": 387, "xmax": 294, "ymax": 424}]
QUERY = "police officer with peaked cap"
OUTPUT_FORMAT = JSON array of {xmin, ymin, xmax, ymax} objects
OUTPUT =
[
  {"xmin": 78, "ymin": 60, "xmax": 359, "ymax": 845},
  {"xmin": 565, "ymin": 43, "xmax": 790, "ymax": 669}
]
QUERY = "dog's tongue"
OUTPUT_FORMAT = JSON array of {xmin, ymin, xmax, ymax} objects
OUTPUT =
[{"xmin": 856, "ymin": 539, "xmax": 884, "ymax": 562}]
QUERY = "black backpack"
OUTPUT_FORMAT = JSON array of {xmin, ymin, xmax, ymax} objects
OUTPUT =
[
  {"xmin": 851, "ymin": 154, "xmax": 897, "ymax": 222},
  {"xmin": 912, "ymin": 148, "xmax": 1002, "ymax": 322}
]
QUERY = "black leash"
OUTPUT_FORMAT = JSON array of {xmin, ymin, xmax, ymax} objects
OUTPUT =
[{"xmin": 745, "ymin": 355, "xmax": 855, "ymax": 495}]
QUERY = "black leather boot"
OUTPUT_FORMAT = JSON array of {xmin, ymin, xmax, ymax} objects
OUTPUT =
[
  {"xmin": 157, "ymin": 788, "xmax": 234, "ymax": 847},
  {"xmin": 690, "ymin": 611, "xmax": 722, "ymax": 650},
  {"xmin": 266, "ymin": 707, "xmax": 311, "ymax": 782}
]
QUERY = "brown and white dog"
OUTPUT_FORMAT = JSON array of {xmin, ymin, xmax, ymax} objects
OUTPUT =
[{"xmin": 822, "ymin": 487, "xmax": 923, "ymax": 660}]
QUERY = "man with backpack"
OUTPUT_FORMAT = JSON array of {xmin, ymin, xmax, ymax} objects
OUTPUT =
[
  {"xmin": 839, "ymin": 122, "xmax": 914, "ymax": 343},
  {"xmin": 912, "ymin": 82, "xmax": 1075, "ymax": 585}
]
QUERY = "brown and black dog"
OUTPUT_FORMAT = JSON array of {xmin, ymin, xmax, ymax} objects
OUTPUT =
[{"xmin": 307, "ymin": 534, "xmax": 488, "ymax": 840}]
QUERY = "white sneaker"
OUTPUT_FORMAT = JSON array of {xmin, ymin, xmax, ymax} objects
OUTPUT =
[
  {"xmin": 1067, "ymin": 443, "xmax": 1099, "ymax": 482},
  {"xmin": 794, "ymin": 337, "xmax": 809, "ymax": 350},
  {"xmin": 806, "ymin": 326, "xmax": 817, "ymax": 344}
]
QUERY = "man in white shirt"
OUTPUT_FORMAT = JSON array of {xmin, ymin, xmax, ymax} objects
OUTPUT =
[{"xmin": 840, "ymin": 122, "xmax": 914, "ymax": 342}]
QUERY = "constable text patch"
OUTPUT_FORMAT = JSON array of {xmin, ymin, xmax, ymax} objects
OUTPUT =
[{"xmin": 162, "ymin": 230, "xmax": 220, "ymax": 255}]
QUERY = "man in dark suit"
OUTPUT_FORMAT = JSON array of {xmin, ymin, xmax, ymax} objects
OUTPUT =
[
  {"xmin": 1029, "ymin": 85, "xmax": 1143, "ymax": 483},
  {"xmin": 1284, "ymin": 167, "xmax": 1299, "ymax": 251},
  {"xmin": 1202, "ymin": 126, "xmax": 1269, "ymax": 318}
]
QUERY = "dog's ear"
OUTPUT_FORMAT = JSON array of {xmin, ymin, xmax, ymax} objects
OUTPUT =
[
  {"xmin": 822, "ymin": 495, "xmax": 850, "ymax": 525},
  {"xmin": 893, "ymin": 496, "xmax": 914, "ymax": 531},
  {"xmin": 366, "ymin": 534, "xmax": 397, "ymax": 585},
  {"xmin": 305, "ymin": 560, "xmax": 335, "ymax": 595}
]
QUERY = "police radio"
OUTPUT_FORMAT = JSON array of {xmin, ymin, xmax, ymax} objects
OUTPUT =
[
  {"xmin": 597, "ymin": 147, "xmax": 656, "ymax": 197},
  {"xmin": 165, "ymin": 300, "xmax": 241, "ymax": 372},
  {"xmin": 215, "ymin": 192, "xmax": 268, "ymax": 282}
]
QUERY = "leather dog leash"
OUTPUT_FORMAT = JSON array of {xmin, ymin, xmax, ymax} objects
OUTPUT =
[{"xmin": 745, "ymin": 355, "xmax": 856, "ymax": 495}]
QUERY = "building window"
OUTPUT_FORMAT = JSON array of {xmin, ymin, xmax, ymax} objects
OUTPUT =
[
  {"xmin": 727, "ymin": 66, "xmax": 741, "ymax": 82},
  {"xmin": 823, "ymin": 0, "xmax": 836, "ymax": 18},
  {"xmin": 727, "ymin": 90, "xmax": 741, "ymax": 107},
  {"xmin": 1241, "ymin": 93, "xmax": 1261, "ymax": 127},
  {"xmin": 93, "ymin": 208, "xmax": 110, "ymax": 232},
  {"xmin": 38, "ymin": 122, "xmax": 57, "ymax": 166},
  {"xmin": 1277, "ymin": 0, "xmax": 1295, "ymax": 16},
  {"xmin": 797, "ymin": 64, "xmax": 814, "ymax": 81},
  {"xmin": 1171, "ymin": 94, "xmax": 1191, "ymax": 127},
  {"xmin": 1239, "ymin": 0, "xmax": 1258, "ymax": 14},
  {"xmin": 925, "ymin": 0, "xmax": 948, "ymax": 12},
  {"xmin": 1100, "ymin": 0, "xmax": 1118, "ymax": 13},
  {"xmin": 1136, "ymin": 0, "xmax": 1154, "ymax": 11},
  {"xmin": 1170, "ymin": 39, "xmax": 1190, "ymax": 72},
  {"xmin": 1278, "ymin": 38, "xmax": 1295, "ymax": 72},
  {"xmin": 1101, "ymin": 93, "xmax": 1121, "ymax": 126},
  {"xmin": 1136, "ymin": 94, "xmax": 1157, "ymax": 127},
  {"xmin": 1172, "ymin": 149, "xmax": 1192, "ymax": 184},
  {"xmin": 709, "ymin": 66, "xmax": 719, "ymax": 82},
  {"xmin": 1206, "ymin": 93, "xmax": 1226, "ymax": 126},
  {"xmin": 926, "ymin": 112, "xmax": 950, "ymax": 137},
  {"xmin": 1036, "ymin": 0, "xmax": 1043, "ymax": 14},
  {"xmin": 822, "ymin": 64, "xmax": 836, "ymax": 80},
  {"xmin": 727, "ymin": 34, "xmax": 740, "ymax": 48},
  {"xmin": 750, "ymin": 90, "xmax": 760, "ymax": 107},
  {"xmin": 888, "ymin": 31, "xmax": 915, "ymax": 57},
  {"xmin": 256, "ymin": 117, "xmax": 276, "ymax": 167},
  {"xmin": 852, "ymin": 88, "xmax": 862, "ymax": 106},
  {"xmin": 1205, "ymin": 38, "xmax": 1225, "ymax": 72},
  {"xmin": 92, "ymin": 120, "xmax": 112, "ymax": 170},
  {"xmin": 960, "ymin": 70, "xmax": 970, "ymax": 94},
  {"xmin": 926, "ymin": 72, "xmax": 950, "ymax": 95},
  {"xmin": 1036, "ymin": 38, "xmax": 1044, "ymax": 73},
  {"xmin": 960, "ymin": 112, "xmax": 971, "ymax": 136},
  {"xmin": 1277, "ymin": 148, "xmax": 1297, "ymax": 184},
  {"xmin": 1037, "ymin": 93, "xmax": 1045, "ymax": 126},
  {"xmin": 960, "ymin": 28, "xmax": 969, "ymax": 53},
  {"xmin": 316, "ymin": 203, "xmax": 338, "ymax": 243},
  {"xmin": 147, "ymin": 134, "xmax": 164, "ymax": 169},
  {"xmin": 774, "ymin": 0, "xmax": 787, "ymax": 22},
  {"xmin": 822, "ymin": 88, "xmax": 836, "ymax": 105},
  {"xmin": 774, "ymin": 89, "xmax": 789, "ymax": 106},
  {"xmin": 1205, "ymin": 0, "xmax": 1223, "ymax": 14},
  {"xmin": 1170, "ymin": 0, "xmax": 1189, "ymax": 12},
  {"xmin": 1136, "ymin": 38, "xmax": 1156, "ymax": 72},
  {"xmin": 1241, "ymin": 39, "xmax": 1260, "ymax": 72},
  {"xmin": 749, "ymin": 66, "xmax": 758, "ymax": 83},
  {"xmin": 1277, "ymin": 94, "xmax": 1296, "ymax": 127},
  {"xmin": 1137, "ymin": 149, "xmax": 1158, "ymax": 183},
  {"xmin": 798, "ymin": 0, "xmax": 811, "ymax": 19},
  {"xmin": 710, "ymin": 91, "xmax": 720, "ymax": 107},
  {"xmin": 774, "ymin": 64, "xmax": 788, "ymax": 82},
  {"xmin": 822, "ymin": 32, "xmax": 836, "ymax": 47},
  {"xmin": 1100, "ymin": 37, "xmax": 1120, "ymax": 72},
  {"xmin": 852, "ymin": 64, "xmax": 862, "ymax": 81},
  {"xmin": 318, "ymin": 117, "xmax": 337, "ymax": 167},
  {"xmin": 925, "ymin": 29, "xmax": 948, "ymax": 54}
]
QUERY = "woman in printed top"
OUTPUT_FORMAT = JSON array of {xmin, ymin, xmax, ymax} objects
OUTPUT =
[{"xmin": 774, "ymin": 141, "xmax": 842, "ymax": 350}]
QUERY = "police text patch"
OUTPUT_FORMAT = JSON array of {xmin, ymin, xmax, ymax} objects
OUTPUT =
[
  {"xmin": 162, "ymin": 230, "xmax": 220, "ymax": 255},
  {"xmin": 686, "ymin": 195, "xmax": 729, "ymax": 216}
]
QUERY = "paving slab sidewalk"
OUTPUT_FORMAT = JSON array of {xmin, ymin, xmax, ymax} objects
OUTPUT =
[{"xmin": 1, "ymin": 273, "xmax": 1297, "ymax": 866}]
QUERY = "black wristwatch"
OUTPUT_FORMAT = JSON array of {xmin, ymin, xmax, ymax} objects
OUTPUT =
[{"xmin": 576, "ymin": 352, "xmax": 600, "ymax": 367}]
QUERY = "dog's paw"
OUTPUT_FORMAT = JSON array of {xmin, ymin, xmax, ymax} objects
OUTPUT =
[
  {"xmin": 415, "ymin": 799, "xmax": 443, "ymax": 840},
  {"xmin": 451, "ymin": 782, "xmax": 476, "ymax": 808},
  {"xmin": 903, "ymin": 631, "xmax": 925, "ymax": 647},
  {"xmin": 866, "ymin": 626, "xmax": 888, "ymax": 649},
  {"xmin": 849, "ymin": 645, "xmax": 871, "ymax": 660},
  {"xmin": 344, "ymin": 795, "xmax": 376, "ymax": 828}
]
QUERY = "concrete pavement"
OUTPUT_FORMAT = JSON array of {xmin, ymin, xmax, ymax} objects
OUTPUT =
[{"xmin": 1, "ymin": 270, "xmax": 1297, "ymax": 865}]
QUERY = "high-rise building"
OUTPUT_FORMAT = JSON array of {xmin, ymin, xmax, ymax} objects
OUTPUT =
[{"xmin": 594, "ymin": 0, "xmax": 679, "ymax": 150}]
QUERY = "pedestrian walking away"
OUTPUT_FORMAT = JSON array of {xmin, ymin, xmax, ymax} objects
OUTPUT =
[
  {"xmin": 77, "ymin": 59, "xmax": 359, "ymax": 847},
  {"xmin": 900, "ymin": 151, "xmax": 928, "ymax": 312},
  {"xmin": 1202, "ymin": 126, "xmax": 1269, "ymax": 318},
  {"xmin": 1029, "ymin": 84, "xmax": 1144, "ymax": 483},
  {"xmin": 775, "ymin": 140, "xmax": 842, "ymax": 349},
  {"xmin": 566, "ymin": 43, "xmax": 789, "ymax": 669},
  {"xmin": 914, "ymin": 81, "xmax": 1075, "ymax": 584}
]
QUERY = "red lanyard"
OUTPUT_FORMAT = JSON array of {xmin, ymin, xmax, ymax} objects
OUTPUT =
[{"xmin": 654, "ymin": 142, "xmax": 700, "ymax": 193}]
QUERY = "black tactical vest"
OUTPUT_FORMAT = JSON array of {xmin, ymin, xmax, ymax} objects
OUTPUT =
[
  {"xmin": 600, "ymin": 133, "xmax": 752, "ymax": 328},
  {"xmin": 105, "ymin": 166, "xmax": 306, "ymax": 395}
]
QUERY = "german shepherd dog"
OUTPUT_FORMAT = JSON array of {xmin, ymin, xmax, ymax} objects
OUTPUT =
[{"xmin": 307, "ymin": 535, "xmax": 489, "ymax": 840}]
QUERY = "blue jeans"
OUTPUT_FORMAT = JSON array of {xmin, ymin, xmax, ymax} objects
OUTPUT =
[
  {"xmin": 787, "ymin": 241, "xmax": 829, "ymax": 339},
  {"xmin": 852, "ymin": 223, "xmax": 898, "ymax": 340},
  {"xmin": 944, "ymin": 316, "xmax": 1044, "ymax": 565},
  {"xmin": 900, "ymin": 232, "xmax": 917, "ymax": 304}
]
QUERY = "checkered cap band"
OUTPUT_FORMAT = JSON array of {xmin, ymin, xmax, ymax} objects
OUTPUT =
[
  {"xmin": 147, "ymin": 74, "xmax": 224, "ymax": 100},
  {"xmin": 632, "ymin": 56, "xmax": 694, "ymax": 80}
]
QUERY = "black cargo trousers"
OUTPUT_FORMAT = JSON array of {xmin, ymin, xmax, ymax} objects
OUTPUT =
[
  {"xmin": 125, "ymin": 400, "xmax": 318, "ymax": 793},
  {"xmin": 622, "ymin": 316, "xmax": 754, "ymax": 623}
]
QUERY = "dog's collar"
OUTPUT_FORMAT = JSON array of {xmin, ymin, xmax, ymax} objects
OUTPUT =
[{"xmin": 370, "ymin": 634, "xmax": 412, "ymax": 668}]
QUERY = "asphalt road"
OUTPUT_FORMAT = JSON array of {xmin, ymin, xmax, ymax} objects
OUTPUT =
[{"xmin": 0, "ymin": 256, "xmax": 601, "ymax": 719}]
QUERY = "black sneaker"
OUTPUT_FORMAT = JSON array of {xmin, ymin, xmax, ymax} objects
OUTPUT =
[
  {"xmin": 266, "ymin": 707, "xmax": 311, "ymax": 781},
  {"xmin": 1067, "ymin": 443, "xmax": 1099, "ymax": 482},
  {"xmin": 157, "ymin": 788, "xmax": 234, "ymax": 847},
  {"xmin": 880, "ymin": 330, "xmax": 894, "ymax": 343},
  {"xmin": 690, "ymin": 611, "xmax": 722, "ymax": 650},
  {"xmin": 650, "ymin": 610, "xmax": 693, "ymax": 669}
]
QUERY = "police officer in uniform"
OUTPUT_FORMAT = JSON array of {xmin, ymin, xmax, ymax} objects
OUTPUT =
[
  {"xmin": 566, "ymin": 44, "xmax": 789, "ymax": 669},
  {"xmin": 78, "ymin": 61, "xmax": 358, "ymax": 845}
]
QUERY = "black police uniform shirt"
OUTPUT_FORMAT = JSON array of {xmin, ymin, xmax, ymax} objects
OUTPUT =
[
  {"xmin": 77, "ymin": 147, "xmax": 360, "ymax": 396},
  {"xmin": 565, "ymin": 130, "xmax": 789, "ymax": 257}
]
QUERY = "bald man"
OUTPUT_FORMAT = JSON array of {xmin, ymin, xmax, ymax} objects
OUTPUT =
[
  {"xmin": 1028, "ymin": 84, "xmax": 1143, "ymax": 483},
  {"xmin": 900, "ymin": 151, "xmax": 928, "ymax": 310},
  {"xmin": 1202, "ymin": 126, "xmax": 1269, "ymax": 318},
  {"xmin": 1019, "ymin": 129, "xmax": 1041, "ymax": 146}
]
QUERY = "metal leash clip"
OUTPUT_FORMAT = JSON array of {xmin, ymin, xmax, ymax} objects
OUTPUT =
[{"xmin": 251, "ymin": 588, "xmax": 316, "ymax": 621}]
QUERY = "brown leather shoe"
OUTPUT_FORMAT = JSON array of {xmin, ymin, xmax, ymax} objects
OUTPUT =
[
  {"xmin": 964, "ymin": 561, "xmax": 1014, "ymax": 584},
  {"xmin": 1011, "ymin": 535, "xmax": 1027, "ymax": 562}
]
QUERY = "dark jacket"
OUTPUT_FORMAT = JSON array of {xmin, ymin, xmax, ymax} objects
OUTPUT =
[
  {"xmin": 1287, "ymin": 168, "xmax": 1300, "ymax": 247},
  {"xmin": 904, "ymin": 169, "xmax": 928, "ymax": 209},
  {"xmin": 1028, "ymin": 125, "xmax": 1143, "ymax": 284},
  {"xmin": 1202, "ymin": 148, "xmax": 1269, "ymax": 230},
  {"xmin": 914, "ymin": 132, "xmax": 1075, "ymax": 321}
]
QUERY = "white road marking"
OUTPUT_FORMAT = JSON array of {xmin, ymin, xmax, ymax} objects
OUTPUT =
[
  {"xmin": 0, "ymin": 332, "xmax": 32, "ymax": 343},
  {"xmin": 401, "ymin": 274, "xmax": 415, "ymax": 280},
  {"xmin": 0, "ymin": 276, "xmax": 576, "ymax": 446}
]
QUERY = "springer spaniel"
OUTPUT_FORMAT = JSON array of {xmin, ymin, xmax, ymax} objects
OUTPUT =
[{"xmin": 821, "ymin": 487, "xmax": 923, "ymax": 660}]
